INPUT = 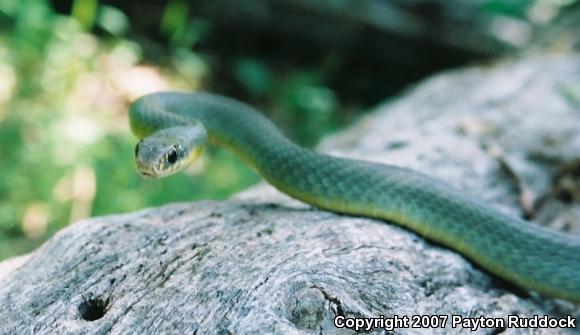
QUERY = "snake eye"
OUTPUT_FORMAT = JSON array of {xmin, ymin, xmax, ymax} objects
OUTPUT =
[
  {"xmin": 167, "ymin": 147, "xmax": 178, "ymax": 164},
  {"xmin": 134, "ymin": 144, "xmax": 139, "ymax": 157}
]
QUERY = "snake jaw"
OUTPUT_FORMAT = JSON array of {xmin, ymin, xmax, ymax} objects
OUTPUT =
[
  {"xmin": 135, "ymin": 153, "xmax": 181, "ymax": 179},
  {"xmin": 135, "ymin": 161, "xmax": 158, "ymax": 178}
]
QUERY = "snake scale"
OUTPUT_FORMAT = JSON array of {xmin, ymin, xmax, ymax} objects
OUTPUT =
[{"xmin": 130, "ymin": 91, "xmax": 580, "ymax": 303}]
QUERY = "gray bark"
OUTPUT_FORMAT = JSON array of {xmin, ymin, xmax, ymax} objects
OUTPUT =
[{"xmin": 1, "ymin": 54, "xmax": 580, "ymax": 334}]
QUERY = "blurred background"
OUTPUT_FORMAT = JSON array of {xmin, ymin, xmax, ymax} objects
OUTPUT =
[{"xmin": 0, "ymin": 0, "xmax": 578, "ymax": 260}]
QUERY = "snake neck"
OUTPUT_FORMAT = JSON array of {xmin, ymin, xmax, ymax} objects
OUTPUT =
[{"xmin": 131, "ymin": 92, "xmax": 306, "ymax": 177}]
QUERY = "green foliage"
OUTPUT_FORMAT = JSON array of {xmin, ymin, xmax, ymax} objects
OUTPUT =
[
  {"xmin": 272, "ymin": 72, "xmax": 338, "ymax": 147},
  {"xmin": 482, "ymin": 0, "xmax": 535, "ymax": 17},
  {"xmin": 72, "ymin": 0, "xmax": 98, "ymax": 29},
  {"xmin": 97, "ymin": 5, "xmax": 129, "ymax": 36},
  {"xmin": 0, "ymin": 0, "xmax": 258, "ymax": 260},
  {"xmin": 481, "ymin": 0, "xmax": 578, "ymax": 19},
  {"xmin": 233, "ymin": 59, "xmax": 339, "ymax": 146}
]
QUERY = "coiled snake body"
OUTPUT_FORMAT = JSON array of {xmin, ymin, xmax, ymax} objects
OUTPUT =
[{"xmin": 130, "ymin": 91, "xmax": 580, "ymax": 302}]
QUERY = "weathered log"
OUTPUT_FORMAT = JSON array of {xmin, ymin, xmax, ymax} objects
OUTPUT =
[{"xmin": 1, "ymin": 54, "xmax": 579, "ymax": 334}]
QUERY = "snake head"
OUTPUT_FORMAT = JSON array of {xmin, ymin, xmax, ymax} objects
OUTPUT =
[{"xmin": 135, "ymin": 126, "xmax": 206, "ymax": 178}]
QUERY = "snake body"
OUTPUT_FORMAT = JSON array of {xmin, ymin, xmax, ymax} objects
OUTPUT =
[{"xmin": 130, "ymin": 91, "xmax": 580, "ymax": 302}]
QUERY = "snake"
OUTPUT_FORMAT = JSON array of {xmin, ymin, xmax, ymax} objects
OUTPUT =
[{"xmin": 130, "ymin": 91, "xmax": 580, "ymax": 303}]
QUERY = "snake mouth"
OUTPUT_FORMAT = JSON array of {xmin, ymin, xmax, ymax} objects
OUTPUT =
[{"xmin": 136, "ymin": 162, "xmax": 158, "ymax": 178}]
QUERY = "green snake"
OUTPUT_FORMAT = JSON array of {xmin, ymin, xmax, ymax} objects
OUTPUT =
[{"xmin": 130, "ymin": 91, "xmax": 580, "ymax": 303}]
